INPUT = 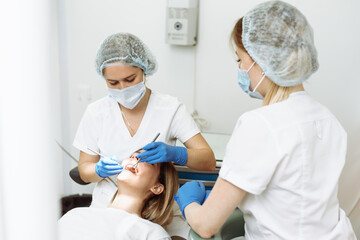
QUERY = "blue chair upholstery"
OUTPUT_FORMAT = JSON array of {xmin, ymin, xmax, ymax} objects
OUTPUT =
[{"xmin": 174, "ymin": 165, "xmax": 219, "ymax": 190}]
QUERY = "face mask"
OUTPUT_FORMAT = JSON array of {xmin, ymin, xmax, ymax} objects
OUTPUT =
[
  {"xmin": 108, "ymin": 80, "xmax": 146, "ymax": 109},
  {"xmin": 237, "ymin": 62, "xmax": 265, "ymax": 100}
]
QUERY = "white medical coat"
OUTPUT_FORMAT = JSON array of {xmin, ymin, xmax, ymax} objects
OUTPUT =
[
  {"xmin": 220, "ymin": 91, "xmax": 356, "ymax": 239},
  {"xmin": 58, "ymin": 207, "xmax": 171, "ymax": 240}
]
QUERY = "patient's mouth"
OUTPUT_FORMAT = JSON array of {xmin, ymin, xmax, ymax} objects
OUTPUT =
[{"xmin": 125, "ymin": 164, "xmax": 138, "ymax": 174}]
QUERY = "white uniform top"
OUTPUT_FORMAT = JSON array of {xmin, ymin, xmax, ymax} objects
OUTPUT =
[
  {"xmin": 73, "ymin": 91, "xmax": 198, "ymax": 238},
  {"xmin": 58, "ymin": 207, "xmax": 171, "ymax": 240},
  {"xmin": 219, "ymin": 91, "xmax": 356, "ymax": 240}
]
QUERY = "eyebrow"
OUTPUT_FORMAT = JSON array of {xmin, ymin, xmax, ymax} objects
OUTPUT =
[{"xmin": 106, "ymin": 74, "xmax": 136, "ymax": 81}]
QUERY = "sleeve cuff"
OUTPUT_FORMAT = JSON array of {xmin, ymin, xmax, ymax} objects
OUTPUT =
[
  {"xmin": 72, "ymin": 140, "xmax": 97, "ymax": 155},
  {"xmin": 179, "ymin": 129, "xmax": 200, "ymax": 144},
  {"xmin": 219, "ymin": 166, "xmax": 265, "ymax": 195}
]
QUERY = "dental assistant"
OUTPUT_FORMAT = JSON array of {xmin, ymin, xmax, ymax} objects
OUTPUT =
[
  {"xmin": 174, "ymin": 1, "xmax": 356, "ymax": 239},
  {"xmin": 73, "ymin": 33, "xmax": 215, "ymax": 217}
]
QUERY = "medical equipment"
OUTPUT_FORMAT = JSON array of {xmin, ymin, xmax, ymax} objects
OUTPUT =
[
  {"xmin": 108, "ymin": 80, "xmax": 146, "ymax": 110},
  {"xmin": 241, "ymin": 1, "xmax": 318, "ymax": 86},
  {"xmin": 95, "ymin": 32, "xmax": 158, "ymax": 77},
  {"xmin": 237, "ymin": 62, "xmax": 264, "ymax": 99},
  {"xmin": 132, "ymin": 158, "xmax": 141, "ymax": 170},
  {"xmin": 95, "ymin": 156, "xmax": 123, "ymax": 178},
  {"xmin": 176, "ymin": 165, "xmax": 219, "ymax": 190},
  {"xmin": 138, "ymin": 141, "xmax": 188, "ymax": 165},
  {"xmin": 56, "ymin": 141, "xmax": 119, "ymax": 186},
  {"xmin": 166, "ymin": 0, "xmax": 199, "ymax": 46},
  {"xmin": 56, "ymin": 140, "xmax": 79, "ymax": 163},
  {"xmin": 87, "ymin": 148, "xmax": 123, "ymax": 178},
  {"xmin": 56, "ymin": 140, "xmax": 89, "ymax": 185},
  {"xmin": 87, "ymin": 148, "xmax": 123, "ymax": 179},
  {"xmin": 132, "ymin": 132, "xmax": 160, "ymax": 169},
  {"xmin": 87, "ymin": 147, "xmax": 108, "ymax": 159}
]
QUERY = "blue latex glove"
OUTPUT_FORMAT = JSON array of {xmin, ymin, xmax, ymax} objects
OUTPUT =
[
  {"xmin": 174, "ymin": 181, "xmax": 206, "ymax": 219},
  {"xmin": 95, "ymin": 156, "xmax": 123, "ymax": 178},
  {"xmin": 204, "ymin": 190, "xmax": 211, "ymax": 201},
  {"xmin": 137, "ymin": 142, "xmax": 187, "ymax": 165}
]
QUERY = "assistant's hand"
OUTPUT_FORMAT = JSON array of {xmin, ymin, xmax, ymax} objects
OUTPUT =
[
  {"xmin": 205, "ymin": 190, "xmax": 211, "ymax": 201},
  {"xmin": 174, "ymin": 181, "xmax": 206, "ymax": 218},
  {"xmin": 137, "ymin": 142, "xmax": 187, "ymax": 165},
  {"xmin": 95, "ymin": 156, "xmax": 123, "ymax": 178}
]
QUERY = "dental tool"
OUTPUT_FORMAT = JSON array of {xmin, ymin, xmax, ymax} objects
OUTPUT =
[
  {"xmin": 85, "ymin": 147, "xmax": 118, "ymax": 186},
  {"xmin": 131, "ymin": 157, "xmax": 142, "ymax": 171},
  {"xmin": 87, "ymin": 147, "xmax": 108, "ymax": 159},
  {"xmin": 132, "ymin": 133, "xmax": 160, "ymax": 169}
]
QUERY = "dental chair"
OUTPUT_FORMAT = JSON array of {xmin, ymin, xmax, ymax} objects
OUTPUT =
[
  {"xmin": 69, "ymin": 166, "xmax": 89, "ymax": 185},
  {"xmin": 69, "ymin": 165, "xmax": 245, "ymax": 240}
]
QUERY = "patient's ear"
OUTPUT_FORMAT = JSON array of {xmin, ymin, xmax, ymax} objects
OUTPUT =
[{"xmin": 150, "ymin": 183, "xmax": 164, "ymax": 195}]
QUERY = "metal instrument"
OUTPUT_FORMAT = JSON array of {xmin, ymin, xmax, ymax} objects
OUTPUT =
[
  {"xmin": 87, "ymin": 147, "xmax": 108, "ymax": 159},
  {"xmin": 132, "ymin": 133, "xmax": 160, "ymax": 169}
]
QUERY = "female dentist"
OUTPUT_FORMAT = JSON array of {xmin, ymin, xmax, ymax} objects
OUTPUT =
[
  {"xmin": 174, "ymin": 1, "xmax": 356, "ymax": 239},
  {"xmin": 73, "ymin": 33, "xmax": 215, "ymax": 238}
]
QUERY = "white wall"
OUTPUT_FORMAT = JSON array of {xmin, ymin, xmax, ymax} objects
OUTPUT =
[{"xmin": 58, "ymin": 0, "xmax": 360, "ymax": 235}]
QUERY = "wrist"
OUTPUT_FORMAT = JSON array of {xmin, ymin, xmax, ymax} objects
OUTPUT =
[
  {"xmin": 95, "ymin": 165, "xmax": 105, "ymax": 178},
  {"xmin": 174, "ymin": 146, "xmax": 187, "ymax": 165},
  {"xmin": 183, "ymin": 202, "xmax": 200, "ymax": 220}
]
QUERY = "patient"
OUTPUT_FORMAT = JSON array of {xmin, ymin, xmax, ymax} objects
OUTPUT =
[{"xmin": 58, "ymin": 152, "xmax": 178, "ymax": 240}]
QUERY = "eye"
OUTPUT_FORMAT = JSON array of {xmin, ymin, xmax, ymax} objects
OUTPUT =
[
  {"xmin": 107, "ymin": 80, "xmax": 119, "ymax": 86},
  {"xmin": 236, "ymin": 59, "xmax": 241, "ymax": 63},
  {"xmin": 125, "ymin": 77, "xmax": 135, "ymax": 82}
]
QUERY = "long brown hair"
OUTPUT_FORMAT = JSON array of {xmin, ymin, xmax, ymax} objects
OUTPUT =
[
  {"xmin": 141, "ymin": 162, "xmax": 178, "ymax": 227},
  {"xmin": 111, "ymin": 162, "xmax": 178, "ymax": 227},
  {"xmin": 231, "ymin": 17, "xmax": 293, "ymax": 106}
]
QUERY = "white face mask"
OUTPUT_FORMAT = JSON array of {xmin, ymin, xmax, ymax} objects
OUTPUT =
[{"xmin": 108, "ymin": 81, "xmax": 146, "ymax": 109}]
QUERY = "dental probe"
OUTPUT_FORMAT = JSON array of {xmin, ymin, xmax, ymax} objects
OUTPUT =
[
  {"xmin": 85, "ymin": 147, "xmax": 119, "ymax": 187},
  {"xmin": 87, "ymin": 147, "xmax": 108, "ymax": 159},
  {"xmin": 132, "ymin": 133, "xmax": 160, "ymax": 169}
]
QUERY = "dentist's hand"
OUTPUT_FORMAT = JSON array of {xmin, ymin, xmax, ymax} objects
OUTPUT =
[
  {"xmin": 137, "ymin": 142, "xmax": 187, "ymax": 165},
  {"xmin": 95, "ymin": 156, "xmax": 123, "ymax": 178},
  {"xmin": 174, "ymin": 181, "xmax": 206, "ymax": 218}
]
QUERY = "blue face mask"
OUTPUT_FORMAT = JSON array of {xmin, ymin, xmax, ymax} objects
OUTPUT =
[{"xmin": 237, "ymin": 62, "xmax": 265, "ymax": 100}]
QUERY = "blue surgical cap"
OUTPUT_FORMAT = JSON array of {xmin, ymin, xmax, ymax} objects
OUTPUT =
[
  {"xmin": 242, "ymin": 1, "xmax": 319, "ymax": 87},
  {"xmin": 95, "ymin": 33, "xmax": 157, "ymax": 77}
]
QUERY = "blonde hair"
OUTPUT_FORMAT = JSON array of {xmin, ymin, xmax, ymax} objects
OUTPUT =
[
  {"xmin": 263, "ymin": 81, "xmax": 293, "ymax": 106},
  {"xmin": 231, "ymin": 17, "xmax": 295, "ymax": 106}
]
